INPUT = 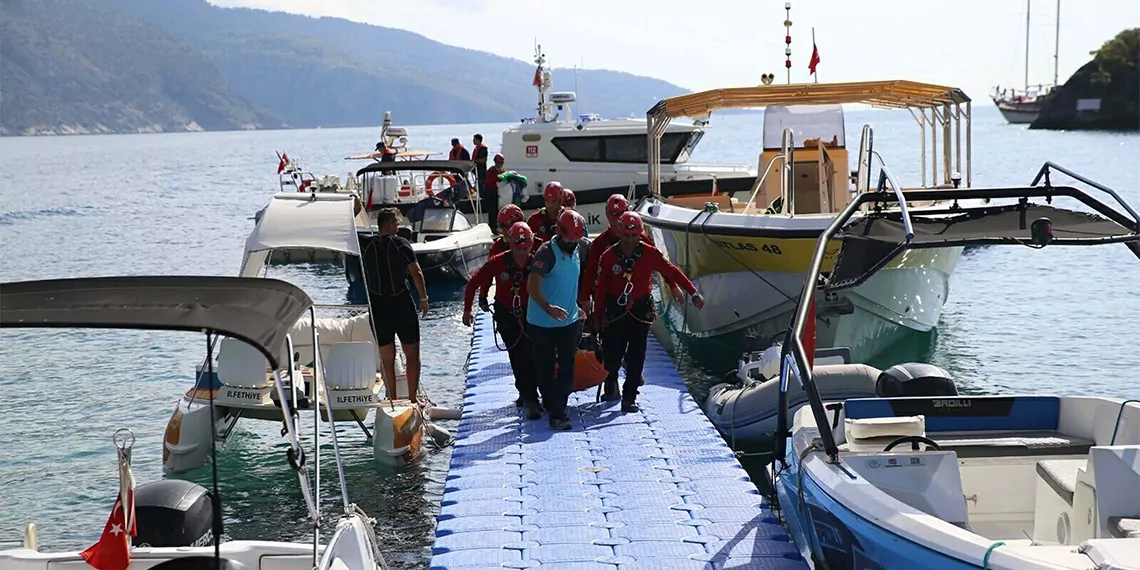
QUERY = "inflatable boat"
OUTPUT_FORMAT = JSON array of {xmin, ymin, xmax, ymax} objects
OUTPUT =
[{"xmin": 703, "ymin": 343, "xmax": 959, "ymax": 446}]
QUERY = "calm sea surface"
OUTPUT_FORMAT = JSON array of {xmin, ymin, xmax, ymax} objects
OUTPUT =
[{"xmin": 1, "ymin": 106, "xmax": 1137, "ymax": 568}]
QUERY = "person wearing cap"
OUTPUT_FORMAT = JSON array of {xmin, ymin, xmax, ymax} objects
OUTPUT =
[
  {"xmin": 463, "ymin": 222, "xmax": 543, "ymax": 419},
  {"xmin": 580, "ymin": 193, "xmax": 669, "ymax": 315},
  {"xmin": 594, "ymin": 211, "xmax": 704, "ymax": 412},
  {"xmin": 484, "ymin": 152, "xmax": 507, "ymax": 227},
  {"xmin": 526, "ymin": 209, "xmax": 590, "ymax": 430},
  {"xmin": 448, "ymin": 138, "xmax": 470, "ymax": 161},
  {"xmin": 527, "ymin": 181, "xmax": 566, "ymax": 242},
  {"xmin": 560, "ymin": 188, "xmax": 589, "ymax": 238}
]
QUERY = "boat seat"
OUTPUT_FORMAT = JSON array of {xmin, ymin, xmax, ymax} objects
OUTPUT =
[
  {"xmin": 324, "ymin": 342, "xmax": 377, "ymax": 391},
  {"xmin": 216, "ymin": 338, "xmax": 270, "ymax": 389},
  {"xmin": 1109, "ymin": 517, "xmax": 1140, "ymax": 539},
  {"xmin": 934, "ymin": 431, "xmax": 1094, "ymax": 459},
  {"xmin": 1035, "ymin": 459, "xmax": 1087, "ymax": 506}
]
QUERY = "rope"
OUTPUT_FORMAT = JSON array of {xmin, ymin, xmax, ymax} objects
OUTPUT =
[
  {"xmin": 982, "ymin": 541, "xmax": 1005, "ymax": 569},
  {"xmin": 352, "ymin": 503, "xmax": 390, "ymax": 570}
]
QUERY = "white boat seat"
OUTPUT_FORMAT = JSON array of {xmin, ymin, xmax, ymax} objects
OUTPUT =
[
  {"xmin": 934, "ymin": 431, "xmax": 1094, "ymax": 459},
  {"xmin": 845, "ymin": 415, "xmax": 926, "ymax": 451},
  {"xmin": 1109, "ymin": 517, "xmax": 1140, "ymax": 539},
  {"xmin": 324, "ymin": 342, "xmax": 376, "ymax": 391},
  {"xmin": 216, "ymin": 338, "xmax": 270, "ymax": 389},
  {"xmin": 1035, "ymin": 459, "xmax": 1087, "ymax": 506}
]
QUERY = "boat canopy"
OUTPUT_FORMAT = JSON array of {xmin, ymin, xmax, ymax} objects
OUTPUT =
[
  {"xmin": 763, "ymin": 105, "xmax": 845, "ymax": 150},
  {"xmin": 0, "ymin": 276, "xmax": 312, "ymax": 368},
  {"xmin": 355, "ymin": 160, "xmax": 475, "ymax": 178},
  {"xmin": 649, "ymin": 79, "xmax": 971, "ymax": 120},
  {"xmin": 240, "ymin": 193, "xmax": 371, "ymax": 278}
]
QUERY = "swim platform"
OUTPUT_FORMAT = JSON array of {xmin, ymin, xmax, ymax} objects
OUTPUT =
[{"xmin": 430, "ymin": 312, "xmax": 808, "ymax": 569}]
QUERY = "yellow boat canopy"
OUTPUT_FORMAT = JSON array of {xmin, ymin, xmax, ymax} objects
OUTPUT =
[{"xmin": 649, "ymin": 80, "xmax": 971, "ymax": 120}]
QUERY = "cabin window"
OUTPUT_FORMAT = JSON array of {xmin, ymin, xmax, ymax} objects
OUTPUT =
[{"xmin": 551, "ymin": 132, "xmax": 696, "ymax": 164}]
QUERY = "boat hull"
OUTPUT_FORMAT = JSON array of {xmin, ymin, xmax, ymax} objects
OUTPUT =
[
  {"xmin": 645, "ymin": 206, "xmax": 961, "ymax": 363},
  {"xmin": 415, "ymin": 239, "xmax": 491, "ymax": 283},
  {"xmin": 994, "ymin": 99, "xmax": 1041, "ymax": 125}
]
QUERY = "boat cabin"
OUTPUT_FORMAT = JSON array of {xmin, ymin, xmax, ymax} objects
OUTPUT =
[{"xmin": 756, "ymin": 104, "xmax": 848, "ymax": 215}]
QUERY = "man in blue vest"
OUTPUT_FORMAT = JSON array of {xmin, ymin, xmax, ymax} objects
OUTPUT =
[{"xmin": 526, "ymin": 209, "xmax": 590, "ymax": 430}]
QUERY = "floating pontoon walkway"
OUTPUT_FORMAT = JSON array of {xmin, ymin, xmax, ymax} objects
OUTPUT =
[{"xmin": 430, "ymin": 313, "xmax": 809, "ymax": 569}]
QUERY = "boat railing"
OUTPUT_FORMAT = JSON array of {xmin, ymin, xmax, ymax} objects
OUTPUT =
[
  {"xmin": 855, "ymin": 125, "xmax": 873, "ymax": 194},
  {"xmin": 780, "ymin": 128, "xmax": 796, "ymax": 216},
  {"xmin": 1032, "ymin": 161, "xmax": 1140, "ymax": 228},
  {"xmin": 740, "ymin": 154, "xmax": 786, "ymax": 215},
  {"xmin": 874, "ymin": 158, "xmax": 916, "ymax": 241}
]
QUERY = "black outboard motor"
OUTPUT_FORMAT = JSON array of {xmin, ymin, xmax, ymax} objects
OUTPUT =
[
  {"xmin": 132, "ymin": 480, "xmax": 215, "ymax": 548},
  {"xmin": 875, "ymin": 362, "xmax": 958, "ymax": 397}
]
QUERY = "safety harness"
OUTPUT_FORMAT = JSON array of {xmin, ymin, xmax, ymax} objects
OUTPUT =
[
  {"xmin": 491, "ymin": 252, "xmax": 533, "ymax": 352},
  {"xmin": 603, "ymin": 243, "xmax": 656, "ymax": 327}
]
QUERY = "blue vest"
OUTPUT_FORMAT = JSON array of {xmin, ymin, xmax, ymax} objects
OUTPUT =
[{"xmin": 527, "ymin": 243, "xmax": 582, "ymax": 328}]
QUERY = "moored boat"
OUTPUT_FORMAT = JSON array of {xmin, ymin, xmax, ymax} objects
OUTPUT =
[
  {"xmin": 769, "ymin": 162, "xmax": 1140, "ymax": 568},
  {"xmin": 639, "ymin": 79, "xmax": 978, "ymax": 362}
]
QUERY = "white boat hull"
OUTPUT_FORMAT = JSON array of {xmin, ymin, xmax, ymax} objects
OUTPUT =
[{"xmin": 0, "ymin": 540, "xmax": 321, "ymax": 569}]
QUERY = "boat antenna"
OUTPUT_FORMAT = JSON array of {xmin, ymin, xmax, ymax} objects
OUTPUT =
[
  {"xmin": 1024, "ymin": 0, "xmax": 1031, "ymax": 93},
  {"xmin": 534, "ymin": 43, "xmax": 548, "ymax": 122},
  {"xmin": 784, "ymin": 3, "xmax": 793, "ymax": 84},
  {"xmin": 203, "ymin": 333, "xmax": 223, "ymax": 567}
]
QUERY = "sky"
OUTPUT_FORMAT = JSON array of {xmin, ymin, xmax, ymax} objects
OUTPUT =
[{"xmin": 209, "ymin": 0, "xmax": 1138, "ymax": 101}]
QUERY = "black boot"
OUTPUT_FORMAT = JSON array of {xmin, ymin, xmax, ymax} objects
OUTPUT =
[
  {"xmin": 601, "ymin": 377, "xmax": 621, "ymax": 402},
  {"xmin": 523, "ymin": 399, "xmax": 543, "ymax": 420},
  {"xmin": 621, "ymin": 381, "xmax": 640, "ymax": 413}
]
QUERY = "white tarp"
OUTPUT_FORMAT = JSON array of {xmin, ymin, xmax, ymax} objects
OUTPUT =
[
  {"xmin": 240, "ymin": 193, "xmax": 372, "ymax": 277},
  {"xmin": 763, "ymin": 104, "xmax": 846, "ymax": 150}
]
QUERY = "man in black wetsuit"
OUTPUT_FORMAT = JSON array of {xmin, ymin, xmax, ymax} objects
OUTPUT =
[{"xmin": 363, "ymin": 208, "xmax": 430, "ymax": 401}]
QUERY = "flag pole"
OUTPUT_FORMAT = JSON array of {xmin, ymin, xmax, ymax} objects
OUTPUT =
[{"xmin": 812, "ymin": 27, "xmax": 817, "ymax": 83}]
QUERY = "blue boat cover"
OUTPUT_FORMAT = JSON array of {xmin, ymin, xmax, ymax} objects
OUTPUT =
[{"xmin": 430, "ymin": 312, "xmax": 808, "ymax": 569}]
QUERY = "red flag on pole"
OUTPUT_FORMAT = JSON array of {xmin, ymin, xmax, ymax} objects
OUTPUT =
[
  {"xmin": 277, "ymin": 152, "xmax": 289, "ymax": 174},
  {"xmin": 532, "ymin": 67, "xmax": 542, "ymax": 87},
  {"xmin": 808, "ymin": 43, "xmax": 821, "ymax": 76},
  {"xmin": 81, "ymin": 447, "xmax": 136, "ymax": 570}
]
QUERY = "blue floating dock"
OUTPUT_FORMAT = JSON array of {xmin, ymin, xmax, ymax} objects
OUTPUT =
[{"xmin": 430, "ymin": 312, "xmax": 808, "ymax": 569}]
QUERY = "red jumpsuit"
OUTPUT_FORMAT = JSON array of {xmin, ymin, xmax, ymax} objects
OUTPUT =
[{"xmin": 463, "ymin": 250, "xmax": 539, "ymax": 403}]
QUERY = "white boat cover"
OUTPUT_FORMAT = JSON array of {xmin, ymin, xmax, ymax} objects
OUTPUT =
[{"xmin": 241, "ymin": 193, "xmax": 372, "ymax": 277}]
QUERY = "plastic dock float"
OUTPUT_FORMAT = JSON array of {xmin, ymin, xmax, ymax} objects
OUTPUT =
[{"xmin": 429, "ymin": 313, "xmax": 809, "ymax": 569}]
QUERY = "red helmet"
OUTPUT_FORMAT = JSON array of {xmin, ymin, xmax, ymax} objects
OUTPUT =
[
  {"xmin": 615, "ymin": 211, "xmax": 644, "ymax": 237},
  {"xmin": 557, "ymin": 209, "xmax": 586, "ymax": 242},
  {"xmin": 507, "ymin": 222, "xmax": 534, "ymax": 249},
  {"xmin": 496, "ymin": 204, "xmax": 524, "ymax": 228},
  {"xmin": 606, "ymin": 194, "xmax": 630, "ymax": 219},
  {"xmin": 561, "ymin": 188, "xmax": 577, "ymax": 208},
  {"xmin": 493, "ymin": 153, "xmax": 505, "ymax": 162},
  {"xmin": 543, "ymin": 181, "xmax": 565, "ymax": 201}
]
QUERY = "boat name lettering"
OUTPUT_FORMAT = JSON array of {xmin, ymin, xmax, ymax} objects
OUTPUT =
[
  {"xmin": 226, "ymin": 389, "xmax": 262, "ymax": 400},
  {"xmin": 932, "ymin": 399, "xmax": 971, "ymax": 408},
  {"xmin": 336, "ymin": 394, "xmax": 375, "ymax": 405},
  {"xmin": 191, "ymin": 529, "xmax": 213, "ymax": 547},
  {"xmin": 814, "ymin": 521, "xmax": 844, "ymax": 551},
  {"xmin": 586, "ymin": 213, "xmax": 602, "ymax": 226},
  {"xmin": 710, "ymin": 240, "xmax": 782, "ymax": 255}
]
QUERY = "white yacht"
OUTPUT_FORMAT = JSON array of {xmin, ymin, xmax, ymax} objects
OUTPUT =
[{"xmin": 492, "ymin": 46, "xmax": 756, "ymax": 231}]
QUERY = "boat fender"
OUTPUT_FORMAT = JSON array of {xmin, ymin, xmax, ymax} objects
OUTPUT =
[
  {"xmin": 132, "ymin": 480, "xmax": 215, "ymax": 548},
  {"xmin": 426, "ymin": 406, "xmax": 461, "ymax": 421},
  {"xmin": 875, "ymin": 362, "xmax": 958, "ymax": 397},
  {"xmin": 425, "ymin": 422, "xmax": 454, "ymax": 446}
]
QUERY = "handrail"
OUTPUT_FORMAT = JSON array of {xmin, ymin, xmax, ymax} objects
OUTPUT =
[
  {"xmin": 310, "ymin": 319, "xmax": 353, "ymax": 515},
  {"xmin": 1032, "ymin": 161, "xmax": 1140, "ymax": 229},
  {"xmin": 856, "ymin": 125, "xmax": 873, "ymax": 193},
  {"xmin": 781, "ymin": 129, "xmax": 796, "ymax": 216},
  {"xmin": 741, "ymin": 154, "xmax": 786, "ymax": 215},
  {"xmin": 272, "ymin": 335, "xmax": 320, "ymax": 523},
  {"xmin": 873, "ymin": 154, "xmax": 916, "ymax": 241}
]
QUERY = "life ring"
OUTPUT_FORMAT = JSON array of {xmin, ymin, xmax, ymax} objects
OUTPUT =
[{"xmin": 425, "ymin": 171, "xmax": 457, "ymax": 191}]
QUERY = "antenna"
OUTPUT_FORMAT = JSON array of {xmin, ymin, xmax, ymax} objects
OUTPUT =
[{"xmin": 784, "ymin": 3, "xmax": 793, "ymax": 84}]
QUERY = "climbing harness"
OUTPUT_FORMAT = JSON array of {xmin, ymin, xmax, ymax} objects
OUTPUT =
[
  {"xmin": 490, "ymin": 254, "xmax": 533, "ymax": 352},
  {"xmin": 603, "ymin": 243, "xmax": 655, "ymax": 328}
]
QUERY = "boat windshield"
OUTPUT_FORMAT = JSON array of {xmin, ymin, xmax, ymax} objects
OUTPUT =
[
  {"xmin": 551, "ymin": 131, "xmax": 700, "ymax": 164},
  {"xmin": 762, "ymin": 105, "xmax": 845, "ymax": 150}
]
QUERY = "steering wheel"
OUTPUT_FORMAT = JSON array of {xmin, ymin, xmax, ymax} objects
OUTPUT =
[{"xmin": 883, "ymin": 435, "xmax": 943, "ymax": 452}]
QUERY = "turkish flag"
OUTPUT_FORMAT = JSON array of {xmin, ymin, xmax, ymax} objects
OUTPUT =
[
  {"xmin": 532, "ymin": 67, "xmax": 542, "ymax": 87},
  {"xmin": 277, "ymin": 152, "xmax": 289, "ymax": 174},
  {"xmin": 808, "ymin": 44, "xmax": 821, "ymax": 75},
  {"xmin": 81, "ymin": 450, "xmax": 136, "ymax": 570}
]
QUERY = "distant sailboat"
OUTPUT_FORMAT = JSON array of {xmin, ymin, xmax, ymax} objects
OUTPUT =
[{"xmin": 992, "ymin": 0, "xmax": 1061, "ymax": 124}]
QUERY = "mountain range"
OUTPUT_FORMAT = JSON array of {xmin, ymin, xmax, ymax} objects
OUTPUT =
[{"xmin": 0, "ymin": 0, "xmax": 689, "ymax": 136}]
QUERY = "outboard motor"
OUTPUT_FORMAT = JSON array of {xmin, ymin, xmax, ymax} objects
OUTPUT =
[
  {"xmin": 132, "ymin": 480, "xmax": 215, "ymax": 548},
  {"xmin": 875, "ymin": 362, "xmax": 958, "ymax": 397}
]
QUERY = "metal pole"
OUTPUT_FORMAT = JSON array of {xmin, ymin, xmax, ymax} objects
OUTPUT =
[
  {"xmin": 812, "ymin": 27, "xmax": 817, "ymax": 83},
  {"xmin": 784, "ymin": 3, "xmax": 793, "ymax": 85},
  {"xmin": 1053, "ymin": 0, "xmax": 1061, "ymax": 86},
  {"xmin": 966, "ymin": 101, "xmax": 973, "ymax": 187},
  {"xmin": 1024, "ymin": 0, "xmax": 1032, "ymax": 92}
]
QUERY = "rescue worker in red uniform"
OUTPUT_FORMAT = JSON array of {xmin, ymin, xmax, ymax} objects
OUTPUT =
[
  {"xmin": 527, "ymin": 181, "xmax": 565, "ymax": 242},
  {"xmin": 485, "ymin": 153, "xmax": 507, "ymax": 218},
  {"xmin": 490, "ymin": 204, "xmax": 525, "ymax": 257},
  {"xmin": 580, "ymin": 194, "xmax": 674, "ymax": 316},
  {"xmin": 594, "ymin": 212, "xmax": 704, "ymax": 412},
  {"xmin": 561, "ymin": 188, "xmax": 577, "ymax": 209},
  {"xmin": 463, "ymin": 222, "xmax": 543, "ymax": 418}
]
